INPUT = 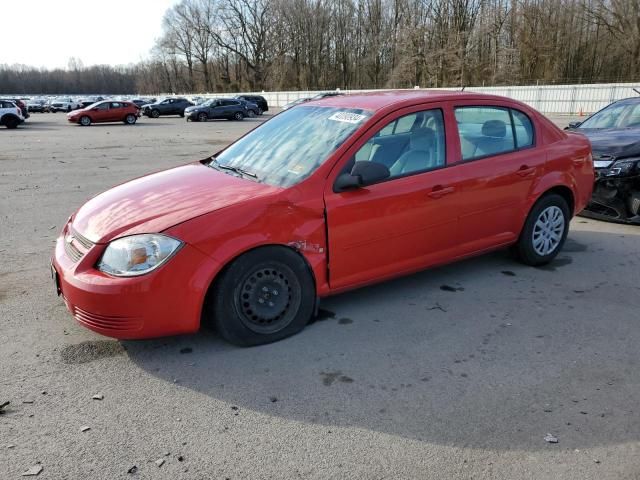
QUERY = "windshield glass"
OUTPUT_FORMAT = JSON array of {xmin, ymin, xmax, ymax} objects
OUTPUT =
[
  {"xmin": 213, "ymin": 106, "xmax": 371, "ymax": 187},
  {"xmin": 202, "ymin": 99, "xmax": 216, "ymax": 107},
  {"xmin": 580, "ymin": 101, "xmax": 640, "ymax": 129}
]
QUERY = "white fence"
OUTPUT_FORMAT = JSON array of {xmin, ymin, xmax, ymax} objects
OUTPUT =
[{"xmin": 180, "ymin": 82, "xmax": 640, "ymax": 115}]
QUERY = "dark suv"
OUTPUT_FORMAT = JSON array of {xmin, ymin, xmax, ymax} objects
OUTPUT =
[
  {"xmin": 235, "ymin": 95, "xmax": 268, "ymax": 115},
  {"xmin": 142, "ymin": 97, "xmax": 194, "ymax": 118},
  {"xmin": 184, "ymin": 98, "xmax": 248, "ymax": 122}
]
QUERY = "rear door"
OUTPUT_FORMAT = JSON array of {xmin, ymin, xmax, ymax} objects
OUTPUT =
[
  {"xmin": 452, "ymin": 103, "xmax": 543, "ymax": 251},
  {"xmin": 108, "ymin": 102, "xmax": 123, "ymax": 121},
  {"xmin": 324, "ymin": 104, "xmax": 464, "ymax": 290}
]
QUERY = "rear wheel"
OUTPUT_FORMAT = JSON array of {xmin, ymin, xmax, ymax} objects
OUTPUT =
[
  {"xmin": 4, "ymin": 116, "xmax": 19, "ymax": 129},
  {"xmin": 209, "ymin": 247, "xmax": 315, "ymax": 347},
  {"xmin": 257, "ymin": 107, "xmax": 263, "ymax": 116},
  {"xmin": 79, "ymin": 116, "xmax": 91, "ymax": 126},
  {"xmin": 515, "ymin": 193, "xmax": 570, "ymax": 266},
  {"xmin": 124, "ymin": 114, "xmax": 136, "ymax": 125},
  {"xmin": 150, "ymin": 109, "xmax": 160, "ymax": 119},
  {"xmin": 233, "ymin": 111, "xmax": 244, "ymax": 121},
  {"xmin": 197, "ymin": 112, "xmax": 208, "ymax": 122},
  {"xmin": 246, "ymin": 110, "xmax": 256, "ymax": 118}
]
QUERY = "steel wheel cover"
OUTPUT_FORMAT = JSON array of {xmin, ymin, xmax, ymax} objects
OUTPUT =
[{"xmin": 532, "ymin": 205, "xmax": 565, "ymax": 256}]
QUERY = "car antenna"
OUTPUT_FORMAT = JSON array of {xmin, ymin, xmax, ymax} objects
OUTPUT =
[
  {"xmin": 461, "ymin": 86, "xmax": 466, "ymax": 92},
  {"xmin": 634, "ymin": 88, "xmax": 640, "ymax": 96}
]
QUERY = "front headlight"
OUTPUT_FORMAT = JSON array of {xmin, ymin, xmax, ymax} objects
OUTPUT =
[
  {"xmin": 606, "ymin": 158, "xmax": 640, "ymax": 177},
  {"xmin": 97, "ymin": 234, "xmax": 183, "ymax": 277}
]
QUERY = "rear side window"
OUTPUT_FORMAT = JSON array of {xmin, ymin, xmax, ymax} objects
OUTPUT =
[
  {"xmin": 512, "ymin": 110, "xmax": 534, "ymax": 148},
  {"xmin": 110, "ymin": 102, "xmax": 122, "ymax": 108},
  {"xmin": 455, "ymin": 106, "xmax": 534, "ymax": 161}
]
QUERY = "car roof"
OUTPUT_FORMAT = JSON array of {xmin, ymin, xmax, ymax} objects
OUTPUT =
[{"xmin": 303, "ymin": 89, "xmax": 519, "ymax": 111}]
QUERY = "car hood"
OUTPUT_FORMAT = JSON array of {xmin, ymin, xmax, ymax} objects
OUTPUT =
[
  {"xmin": 575, "ymin": 128, "xmax": 640, "ymax": 159},
  {"xmin": 72, "ymin": 162, "xmax": 279, "ymax": 244}
]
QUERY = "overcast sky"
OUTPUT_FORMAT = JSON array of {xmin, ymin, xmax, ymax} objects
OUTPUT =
[{"xmin": 2, "ymin": 0, "xmax": 180, "ymax": 69}]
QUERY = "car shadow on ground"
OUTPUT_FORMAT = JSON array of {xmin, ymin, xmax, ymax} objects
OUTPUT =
[{"xmin": 123, "ymin": 228, "xmax": 640, "ymax": 451}]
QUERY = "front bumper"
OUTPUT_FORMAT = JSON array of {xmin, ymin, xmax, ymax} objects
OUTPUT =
[
  {"xmin": 51, "ymin": 225, "xmax": 218, "ymax": 339},
  {"xmin": 580, "ymin": 170, "xmax": 640, "ymax": 224}
]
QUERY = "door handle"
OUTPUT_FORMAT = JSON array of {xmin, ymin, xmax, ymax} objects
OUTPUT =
[
  {"xmin": 517, "ymin": 165, "xmax": 536, "ymax": 177},
  {"xmin": 427, "ymin": 185, "xmax": 455, "ymax": 198}
]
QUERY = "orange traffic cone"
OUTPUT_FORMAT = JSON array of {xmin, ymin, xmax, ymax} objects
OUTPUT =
[{"xmin": 579, "ymin": 108, "xmax": 584, "ymax": 116}]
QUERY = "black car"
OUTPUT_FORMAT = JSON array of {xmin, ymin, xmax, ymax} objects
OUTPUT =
[
  {"xmin": 27, "ymin": 99, "xmax": 47, "ymax": 113},
  {"xmin": 142, "ymin": 97, "xmax": 194, "ymax": 118},
  {"xmin": 235, "ymin": 99, "xmax": 260, "ymax": 117},
  {"xmin": 184, "ymin": 98, "xmax": 247, "ymax": 122},
  {"xmin": 235, "ymin": 95, "xmax": 268, "ymax": 115},
  {"xmin": 567, "ymin": 97, "xmax": 640, "ymax": 224}
]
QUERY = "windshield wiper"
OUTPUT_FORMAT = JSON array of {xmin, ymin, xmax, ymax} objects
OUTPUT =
[{"xmin": 209, "ymin": 158, "xmax": 258, "ymax": 179}]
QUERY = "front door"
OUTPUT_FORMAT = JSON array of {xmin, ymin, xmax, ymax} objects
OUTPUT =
[{"xmin": 324, "ymin": 105, "xmax": 463, "ymax": 290}]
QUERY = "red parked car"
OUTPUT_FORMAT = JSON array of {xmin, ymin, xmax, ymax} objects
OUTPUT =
[
  {"xmin": 67, "ymin": 101, "xmax": 140, "ymax": 126},
  {"xmin": 51, "ymin": 91, "xmax": 593, "ymax": 346}
]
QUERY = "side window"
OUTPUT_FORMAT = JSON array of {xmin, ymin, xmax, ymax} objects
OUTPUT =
[
  {"xmin": 455, "ymin": 106, "xmax": 515, "ymax": 160},
  {"xmin": 512, "ymin": 110, "xmax": 534, "ymax": 148},
  {"xmin": 95, "ymin": 103, "xmax": 109, "ymax": 110},
  {"xmin": 351, "ymin": 108, "xmax": 446, "ymax": 180},
  {"xmin": 110, "ymin": 102, "xmax": 122, "ymax": 109}
]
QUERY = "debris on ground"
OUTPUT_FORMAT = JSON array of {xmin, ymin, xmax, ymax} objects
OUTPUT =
[
  {"xmin": 127, "ymin": 465, "xmax": 137, "ymax": 474},
  {"xmin": 92, "ymin": 394, "xmax": 104, "ymax": 400},
  {"xmin": 269, "ymin": 396, "xmax": 278, "ymax": 403},
  {"xmin": 22, "ymin": 464, "xmax": 43, "ymax": 476},
  {"xmin": 155, "ymin": 458, "xmax": 165, "ymax": 467},
  {"xmin": 7, "ymin": 444, "xmax": 16, "ymax": 449},
  {"xmin": 0, "ymin": 401, "xmax": 9, "ymax": 413},
  {"xmin": 80, "ymin": 426, "xmax": 91, "ymax": 432},
  {"xmin": 544, "ymin": 433, "xmax": 559, "ymax": 443},
  {"xmin": 22, "ymin": 400, "xmax": 34, "ymax": 404}
]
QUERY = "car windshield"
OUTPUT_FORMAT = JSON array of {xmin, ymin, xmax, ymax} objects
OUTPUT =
[
  {"xmin": 579, "ymin": 101, "xmax": 640, "ymax": 129},
  {"xmin": 202, "ymin": 99, "xmax": 216, "ymax": 107},
  {"xmin": 212, "ymin": 106, "xmax": 371, "ymax": 187}
]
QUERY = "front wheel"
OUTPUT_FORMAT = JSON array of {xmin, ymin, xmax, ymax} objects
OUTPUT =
[
  {"xmin": 515, "ymin": 193, "xmax": 570, "ymax": 266},
  {"xmin": 209, "ymin": 247, "xmax": 315, "ymax": 347},
  {"xmin": 150, "ymin": 109, "xmax": 160, "ymax": 119},
  {"xmin": 124, "ymin": 114, "xmax": 137, "ymax": 125},
  {"xmin": 233, "ymin": 111, "xmax": 244, "ymax": 121},
  {"xmin": 79, "ymin": 116, "xmax": 91, "ymax": 126},
  {"xmin": 197, "ymin": 112, "xmax": 208, "ymax": 122},
  {"xmin": 246, "ymin": 110, "xmax": 256, "ymax": 118}
]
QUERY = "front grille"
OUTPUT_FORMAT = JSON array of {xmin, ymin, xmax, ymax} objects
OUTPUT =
[
  {"xmin": 72, "ymin": 229, "xmax": 94, "ymax": 249},
  {"xmin": 64, "ymin": 240, "xmax": 84, "ymax": 262},
  {"xmin": 73, "ymin": 306, "xmax": 143, "ymax": 332},
  {"xmin": 63, "ymin": 228, "xmax": 94, "ymax": 263}
]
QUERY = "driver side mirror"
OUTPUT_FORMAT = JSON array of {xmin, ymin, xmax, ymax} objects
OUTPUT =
[
  {"xmin": 333, "ymin": 161, "xmax": 390, "ymax": 192},
  {"xmin": 565, "ymin": 121, "xmax": 582, "ymax": 130}
]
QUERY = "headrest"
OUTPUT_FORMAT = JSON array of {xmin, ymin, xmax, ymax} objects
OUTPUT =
[
  {"xmin": 410, "ymin": 127, "xmax": 435, "ymax": 151},
  {"xmin": 482, "ymin": 119, "xmax": 507, "ymax": 138}
]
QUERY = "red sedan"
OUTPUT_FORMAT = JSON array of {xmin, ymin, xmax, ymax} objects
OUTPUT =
[
  {"xmin": 67, "ymin": 100, "xmax": 140, "ymax": 126},
  {"xmin": 52, "ymin": 91, "xmax": 593, "ymax": 346}
]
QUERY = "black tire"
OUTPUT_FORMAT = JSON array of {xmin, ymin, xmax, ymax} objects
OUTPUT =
[
  {"xmin": 247, "ymin": 110, "xmax": 256, "ymax": 118},
  {"xmin": 150, "ymin": 109, "xmax": 160, "ymax": 119},
  {"xmin": 233, "ymin": 111, "xmax": 244, "ymax": 121},
  {"xmin": 209, "ymin": 246, "xmax": 315, "ymax": 347},
  {"xmin": 4, "ymin": 116, "xmax": 19, "ymax": 129},
  {"xmin": 515, "ymin": 193, "xmax": 570, "ymax": 266},
  {"xmin": 124, "ymin": 114, "xmax": 137, "ymax": 125},
  {"xmin": 179, "ymin": 112, "xmax": 185, "ymax": 118},
  {"xmin": 197, "ymin": 112, "xmax": 208, "ymax": 122},
  {"xmin": 79, "ymin": 116, "xmax": 91, "ymax": 126}
]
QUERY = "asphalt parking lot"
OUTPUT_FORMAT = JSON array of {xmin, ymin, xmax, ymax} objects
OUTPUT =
[{"xmin": 1, "ymin": 112, "xmax": 639, "ymax": 479}]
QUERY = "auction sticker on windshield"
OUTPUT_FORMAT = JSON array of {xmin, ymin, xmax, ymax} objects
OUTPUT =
[{"xmin": 327, "ymin": 112, "xmax": 367, "ymax": 124}]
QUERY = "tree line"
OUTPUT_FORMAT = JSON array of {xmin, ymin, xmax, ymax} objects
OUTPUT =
[{"xmin": 2, "ymin": 0, "xmax": 638, "ymax": 95}]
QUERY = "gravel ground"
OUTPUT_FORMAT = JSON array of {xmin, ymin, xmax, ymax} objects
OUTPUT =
[{"xmin": 1, "ymin": 111, "xmax": 639, "ymax": 479}]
